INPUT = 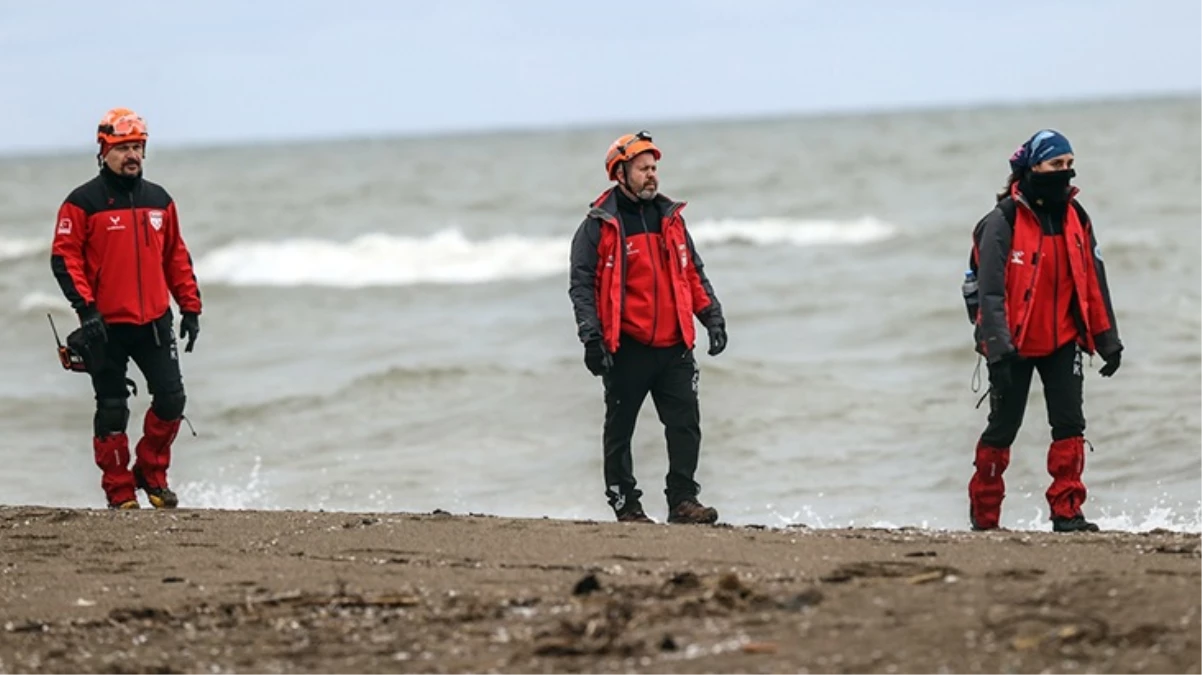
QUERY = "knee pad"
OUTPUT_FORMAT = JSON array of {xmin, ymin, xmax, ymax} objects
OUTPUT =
[
  {"xmin": 94, "ymin": 398, "xmax": 130, "ymax": 437},
  {"xmin": 151, "ymin": 391, "xmax": 186, "ymax": 421}
]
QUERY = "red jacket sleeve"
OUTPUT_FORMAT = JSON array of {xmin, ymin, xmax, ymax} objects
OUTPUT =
[
  {"xmin": 49, "ymin": 202, "xmax": 94, "ymax": 311},
  {"xmin": 163, "ymin": 201, "xmax": 202, "ymax": 314}
]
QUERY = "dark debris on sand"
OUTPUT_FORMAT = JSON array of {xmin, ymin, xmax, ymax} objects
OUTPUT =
[{"xmin": 0, "ymin": 507, "xmax": 1197, "ymax": 673}]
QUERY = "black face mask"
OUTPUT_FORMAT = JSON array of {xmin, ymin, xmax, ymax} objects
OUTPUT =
[{"xmin": 1022, "ymin": 168, "xmax": 1075, "ymax": 204}]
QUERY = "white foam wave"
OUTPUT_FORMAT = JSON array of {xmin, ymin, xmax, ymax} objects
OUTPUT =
[
  {"xmin": 196, "ymin": 230, "xmax": 564, "ymax": 288},
  {"xmin": 766, "ymin": 501, "xmax": 1201, "ymax": 533},
  {"xmin": 17, "ymin": 291, "xmax": 71, "ymax": 314},
  {"xmin": 1012, "ymin": 503, "xmax": 1201, "ymax": 534},
  {"xmin": 173, "ymin": 456, "xmax": 275, "ymax": 510},
  {"xmin": 195, "ymin": 217, "xmax": 895, "ymax": 288},
  {"xmin": 689, "ymin": 216, "xmax": 895, "ymax": 247},
  {"xmin": 0, "ymin": 237, "xmax": 45, "ymax": 262}
]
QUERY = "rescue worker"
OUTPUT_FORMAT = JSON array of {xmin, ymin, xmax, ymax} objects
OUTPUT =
[
  {"xmin": 968, "ymin": 129, "xmax": 1122, "ymax": 533},
  {"xmin": 568, "ymin": 131, "xmax": 727, "ymax": 524},
  {"xmin": 51, "ymin": 107, "xmax": 203, "ymax": 510}
]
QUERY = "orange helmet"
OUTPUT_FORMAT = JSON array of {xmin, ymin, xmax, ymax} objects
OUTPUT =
[
  {"xmin": 96, "ymin": 107, "xmax": 148, "ymax": 152},
  {"xmin": 605, "ymin": 130, "xmax": 660, "ymax": 181}
]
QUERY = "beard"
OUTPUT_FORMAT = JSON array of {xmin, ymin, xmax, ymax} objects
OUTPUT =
[{"xmin": 636, "ymin": 181, "xmax": 658, "ymax": 200}]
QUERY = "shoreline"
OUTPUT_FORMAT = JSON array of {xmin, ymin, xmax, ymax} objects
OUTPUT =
[{"xmin": 1, "ymin": 506, "xmax": 1198, "ymax": 673}]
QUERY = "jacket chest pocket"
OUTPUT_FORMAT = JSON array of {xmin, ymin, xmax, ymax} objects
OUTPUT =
[
  {"xmin": 662, "ymin": 231, "xmax": 688, "ymax": 273},
  {"xmin": 141, "ymin": 210, "xmax": 167, "ymax": 253}
]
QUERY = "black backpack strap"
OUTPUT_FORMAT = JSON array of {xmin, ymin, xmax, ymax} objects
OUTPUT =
[
  {"xmin": 998, "ymin": 196, "xmax": 1017, "ymax": 227},
  {"xmin": 970, "ymin": 197, "xmax": 1017, "ymax": 273}
]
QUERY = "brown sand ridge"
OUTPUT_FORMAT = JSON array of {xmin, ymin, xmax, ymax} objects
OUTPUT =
[{"xmin": 0, "ymin": 506, "xmax": 1198, "ymax": 673}]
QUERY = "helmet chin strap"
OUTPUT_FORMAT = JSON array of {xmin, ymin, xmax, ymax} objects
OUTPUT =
[{"xmin": 620, "ymin": 162, "xmax": 641, "ymax": 200}]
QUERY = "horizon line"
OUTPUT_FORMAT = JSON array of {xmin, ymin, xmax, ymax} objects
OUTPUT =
[{"xmin": 2, "ymin": 88, "xmax": 1198, "ymax": 161}]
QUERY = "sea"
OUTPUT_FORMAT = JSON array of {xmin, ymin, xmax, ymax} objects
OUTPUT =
[{"xmin": 1, "ymin": 95, "xmax": 1198, "ymax": 532}]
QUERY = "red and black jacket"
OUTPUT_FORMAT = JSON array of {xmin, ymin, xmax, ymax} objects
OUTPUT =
[
  {"xmin": 972, "ymin": 185, "xmax": 1121, "ymax": 363},
  {"xmin": 569, "ymin": 188, "xmax": 722, "ymax": 354},
  {"xmin": 51, "ymin": 168, "xmax": 202, "ymax": 326}
]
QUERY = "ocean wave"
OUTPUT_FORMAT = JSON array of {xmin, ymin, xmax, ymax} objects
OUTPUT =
[
  {"xmin": 688, "ymin": 216, "xmax": 894, "ymax": 247},
  {"xmin": 17, "ymin": 291, "xmax": 72, "ymax": 315},
  {"xmin": 194, "ymin": 217, "xmax": 897, "ymax": 288},
  {"xmin": 0, "ymin": 237, "xmax": 45, "ymax": 262},
  {"xmin": 205, "ymin": 363, "xmax": 518, "ymax": 424}
]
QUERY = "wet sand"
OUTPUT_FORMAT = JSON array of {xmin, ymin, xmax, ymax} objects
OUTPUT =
[{"xmin": 0, "ymin": 506, "xmax": 1197, "ymax": 674}]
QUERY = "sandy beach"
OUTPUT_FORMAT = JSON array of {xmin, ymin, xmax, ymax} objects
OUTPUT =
[{"xmin": 0, "ymin": 506, "xmax": 1197, "ymax": 674}]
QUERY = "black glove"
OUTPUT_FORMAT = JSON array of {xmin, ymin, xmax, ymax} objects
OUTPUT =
[
  {"xmin": 583, "ymin": 339, "xmax": 612, "ymax": 376},
  {"xmin": 988, "ymin": 353, "xmax": 1015, "ymax": 394},
  {"xmin": 706, "ymin": 323, "xmax": 727, "ymax": 356},
  {"xmin": 77, "ymin": 304, "xmax": 107, "ymax": 347},
  {"xmin": 64, "ymin": 327, "xmax": 103, "ymax": 372},
  {"xmin": 1099, "ymin": 349, "xmax": 1121, "ymax": 377},
  {"xmin": 180, "ymin": 312, "xmax": 200, "ymax": 353}
]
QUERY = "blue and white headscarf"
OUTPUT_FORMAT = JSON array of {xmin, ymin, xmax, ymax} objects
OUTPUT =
[{"xmin": 1009, "ymin": 129, "xmax": 1074, "ymax": 173}]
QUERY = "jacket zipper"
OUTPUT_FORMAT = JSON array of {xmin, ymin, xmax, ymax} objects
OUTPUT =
[
  {"xmin": 639, "ymin": 205, "xmax": 659, "ymax": 343},
  {"xmin": 1073, "ymin": 232, "xmax": 1090, "ymax": 341},
  {"xmin": 1015, "ymin": 230, "xmax": 1044, "ymax": 347},
  {"xmin": 130, "ymin": 193, "xmax": 145, "ymax": 322},
  {"xmin": 1050, "ymin": 212, "xmax": 1059, "ymax": 350},
  {"xmin": 1012, "ymin": 198, "xmax": 1043, "ymax": 349},
  {"xmin": 612, "ymin": 215, "xmax": 626, "ymax": 349}
]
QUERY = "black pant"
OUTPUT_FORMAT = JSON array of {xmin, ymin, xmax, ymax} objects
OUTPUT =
[
  {"xmin": 602, "ymin": 336, "xmax": 702, "ymax": 511},
  {"xmin": 89, "ymin": 310, "xmax": 186, "ymax": 437},
  {"xmin": 981, "ymin": 341, "xmax": 1085, "ymax": 448}
]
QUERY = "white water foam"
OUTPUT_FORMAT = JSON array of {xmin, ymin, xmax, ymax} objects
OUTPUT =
[
  {"xmin": 0, "ymin": 237, "xmax": 45, "ymax": 262},
  {"xmin": 172, "ymin": 456, "xmax": 275, "ymax": 510},
  {"xmin": 195, "ymin": 229, "xmax": 565, "ymax": 288},
  {"xmin": 688, "ymin": 216, "xmax": 894, "ymax": 247},
  {"xmin": 1009, "ymin": 501, "xmax": 1202, "ymax": 534},
  {"xmin": 763, "ymin": 503, "xmax": 1201, "ymax": 533},
  {"xmin": 17, "ymin": 291, "xmax": 72, "ymax": 315},
  {"xmin": 194, "ymin": 217, "xmax": 897, "ymax": 288}
]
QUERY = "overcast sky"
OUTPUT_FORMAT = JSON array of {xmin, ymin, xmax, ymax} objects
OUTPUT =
[{"xmin": 1, "ymin": 0, "xmax": 1198, "ymax": 155}]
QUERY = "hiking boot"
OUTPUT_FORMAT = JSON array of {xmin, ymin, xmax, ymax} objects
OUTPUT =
[
  {"xmin": 668, "ymin": 499, "xmax": 718, "ymax": 525},
  {"xmin": 969, "ymin": 506, "xmax": 999, "ymax": 532},
  {"xmin": 1052, "ymin": 515, "xmax": 1099, "ymax": 533},
  {"xmin": 144, "ymin": 486, "xmax": 179, "ymax": 509},
  {"xmin": 970, "ymin": 516, "xmax": 997, "ymax": 532},
  {"xmin": 134, "ymin": 467, "xmax": 179, "ymax": 509},
  {"xmin": 615, "ymin": 501, "xmax": 654, "ymax": 523},
  {"xmin": 108, "ymin": 499, "xmax": 140, "ymax": 510}
]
